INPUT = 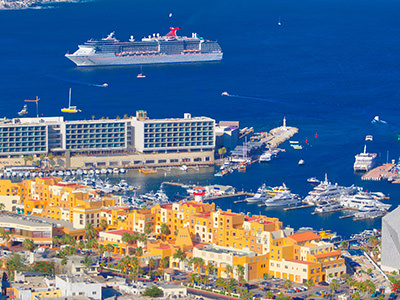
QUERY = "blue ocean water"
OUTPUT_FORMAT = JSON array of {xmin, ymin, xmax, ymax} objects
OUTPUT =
[{"xmin": 1, "ymin": 0, "xmax": 400, "ymax": 237}]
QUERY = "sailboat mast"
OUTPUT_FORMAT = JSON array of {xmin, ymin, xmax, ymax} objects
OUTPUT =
[{"xmin": 69, "ymin": 88, "xmax": 72, "ymax": 107}]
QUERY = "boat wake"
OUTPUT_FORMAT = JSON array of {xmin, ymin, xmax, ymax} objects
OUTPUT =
[
  {"xmin": 221, "ymin": 91, "xmax": 281, "ymax": 104},
  {"xmin": 42, "ymin": 73, "xmax": 108, "ymax": 88},
  {"xmin": 371, "ymin": 115, "xmax": 388, "ymax": 124}
]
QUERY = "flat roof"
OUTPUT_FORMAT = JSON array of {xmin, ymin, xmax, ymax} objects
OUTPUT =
[
  {"xmin": 0, "ymin": 213, "xmax": 77, "ymax": 231},
  {"xmin": 198, "ymin": 244, "xmax": 257, "ymax": 257}
]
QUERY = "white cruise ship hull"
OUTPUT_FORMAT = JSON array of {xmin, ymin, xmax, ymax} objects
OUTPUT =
[{"xmin": 65, "ymin": 52, "xmax": 223, "ymax": 67}]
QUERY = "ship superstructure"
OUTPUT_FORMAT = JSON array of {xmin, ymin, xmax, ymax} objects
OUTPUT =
[{"xmin": 65, "ymin": 27, "xmax": 223, "ymax": 66}]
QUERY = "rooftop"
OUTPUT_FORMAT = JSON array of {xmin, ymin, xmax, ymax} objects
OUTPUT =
[{"xmin": 287, "ymin": 231, "xmax": 321, "ymax": 243}]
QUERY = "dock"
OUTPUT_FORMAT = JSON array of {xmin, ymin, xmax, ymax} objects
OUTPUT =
[
  {"xmin": 311, "ymin": 207, "xmax": 345, "ymax": 215},
  {"xmin": 362, "ymin": 164, "xmax": 395, "ymax": 181},
  {"xmin": 263, "ymin": 126, "xmax": 299, "ymax": 148},
  {"xmin": 284, "ymin": 204, "xmax": 314, "ymax": 211},
  {"xmin": 339, "ymin": 214, "xmax": 354, "ymax": 219},
  {"xmin": 204, "ymin": 192, "xmax": 252, "ymax": 201}
]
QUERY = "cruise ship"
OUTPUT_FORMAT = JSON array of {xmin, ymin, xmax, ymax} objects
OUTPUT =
[
  {"xmin": 65, "ymin": 27, "xmax": 223, "ymax": 67},
  {"xmin": 353, "ymin": 145, "xmax": 377, "ymax": 172}
]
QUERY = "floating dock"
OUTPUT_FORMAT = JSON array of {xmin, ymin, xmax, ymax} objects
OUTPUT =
[{"xmin": 284, "ymin": 204, "xmax": 314, "ymax": 211}]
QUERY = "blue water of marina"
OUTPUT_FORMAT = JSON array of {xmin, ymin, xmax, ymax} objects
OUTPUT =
[{"xmin": 1, "ymin": 0, "xmax": 400, "ymax": 238}]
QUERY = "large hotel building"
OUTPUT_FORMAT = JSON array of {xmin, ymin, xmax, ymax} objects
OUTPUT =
[{"xmin": 0, "ymin": 111, "xmax": 215, "ymax": 164}]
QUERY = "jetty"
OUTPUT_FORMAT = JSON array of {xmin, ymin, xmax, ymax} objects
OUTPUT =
[
  {"xmin": 361, "ymin": 163, "xmax": 395, "ymax": 181},
  {"xmin": 263, "ymin": 126, "xmax": 298, "ymax": 148},
  {"xmin": 284, "ymin": 204, "xmax": 314, "ymax": 211}
]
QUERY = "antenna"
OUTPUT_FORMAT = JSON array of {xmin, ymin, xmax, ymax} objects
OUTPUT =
[
  {"xmin": 69, "ymin": 88, "xmax": 72, "ymax": 107},
  {"xmin": 24, "ymin": 96, "xmax": 40, "ymax": 118}
]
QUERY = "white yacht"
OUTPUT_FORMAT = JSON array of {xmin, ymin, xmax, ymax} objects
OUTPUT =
[
  {"xmin": 259, "ymin": 151, "xmax": 272, "ymax": 162},
  {"xmin": 353, "ymin": 208, "xmax": 387, "ymax": 220},
  {"xmin": 246, "ymin": 184, "xmax": 270, "ymax": 203},
  {"xmin": 307, "ymin": 177, "xmax": 320, "ymax": 185},
  {"xmin": 353, "ymin": 145, "xmax": 377, "ymax": 172},
  {"xmin": 340, "ymin": 192, "xmax": 391, "ymax": 211},
  {"xmin": 314, "ymin": 200, "xmax": 343, "ymax": 213},
  {"xmin": 262, "ymin": 192, "xmax": 300, "ymax": 207},
  {"xmin": 303, "ymin": 174, "xmax": 357, "ymax": 205}
]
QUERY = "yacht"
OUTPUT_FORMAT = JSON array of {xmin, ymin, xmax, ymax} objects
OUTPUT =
[
  {"xmin": 268, "ymin": 183, "xmax": 291, "ymax": 196},
  {"xmin": 259, "ymin": 151, "xmax": 272, "ymax": 162},
  {"xmin": 262, "ymin": 192, "xmax": 300, "ymax": 207},
  {"xmin": 245, "ymin": 183, "xmax": 269, "ymax": 203},
  {"xmin": 307, "ymin": 177, "xmax": 320, "ymax": 185},
  {"xmin": 314, "ymin": 200, "xmax": 343, "ymax": 213},
  {"xmin": 353, "ymin": 145, "xmax": 377, "ymax": 172},
  {"xmin": 303, "ymin": 174, "xmax": 357, "ymax": 205},
  {"xmin": 353, "ymin": 208, "xmax": 387, "ymax": 220},
  {"xmin": 340, "ymin": 192, "xmax": 391, "ymax": 211}
]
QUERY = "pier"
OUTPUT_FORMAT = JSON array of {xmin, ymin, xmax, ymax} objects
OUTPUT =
[
  {"xmin": 284, "ymin": 204, "xmax": 314, "ymax": 211},
  {"xmin": 311, "ymin": 207, "xmax": 346, "ymax": 215},
  {"xmin": 361, "ymin": 163, "xmax": 395, "ymax": 181}
]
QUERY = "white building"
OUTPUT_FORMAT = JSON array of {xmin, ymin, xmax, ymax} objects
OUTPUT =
[
  {"xmin": 55, "ymin": 274, "xmax": 102, "ymax": 300},
  {"xmin": 381, "ymin": 206, "xmax": 400, "ymax": 273},
  {"xmin": 131, "ymin": 111, "xmax": 215, "ymax": 154}
]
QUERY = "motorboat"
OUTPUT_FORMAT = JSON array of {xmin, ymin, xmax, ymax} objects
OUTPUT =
[
  {"xmin": 259, "ymin": 151, "xmax": 272, "ymax": 162},
  {"xmin": 340, "ymin": 192, "xmax": 391, "ymax": 211},
  {"xmin": 18, "ymin": 104, "xmax": 28, "ymax": 116},
  {"xmin": 353, "ymin": 208, "xmax": 387, "ymax": 220},
  {"xmin": 262, "ymin": 192, "xmax": 300, "ymax": 207},
  {"xmin": 365, "ymin": 135, "xmax": 373, "ymax": 141},
  {"xmin": 245, "ymin": 183, "xmax": 269, "ymax": 203},
  {"xmin": 221, "ymin": 91, "xmax": 229, "ymax": 96},
  {"xmin": 298, "ymin": 159, "xmax": 305, "ymax": 166},
  {"xmin": 307, "ymin": 177, "xmax": 320, "ymax": 185},
  {"xmin": 314, "ymin": 200, "xmax": 343, "ymax": 213},
  {"xmin": 137, "ymin": 73, "xmax": 146, "ymax": 78}
]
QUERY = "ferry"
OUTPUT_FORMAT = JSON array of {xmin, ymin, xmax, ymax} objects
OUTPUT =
[{"xmin": 353, "ymin": 145, "xmax": 377, "ymax": 172}]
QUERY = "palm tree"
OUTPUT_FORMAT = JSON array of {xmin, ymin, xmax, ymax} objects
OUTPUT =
[
  {"xmin": 304, "ymin": 278, "xmax": 314, "ymax": 298},
  {"xmin": 0, "ymin": 203, "xmax": 5, "ymax": 212},
  {"xmin": 216, "ymin": 277, "xmax": 226, "ymax": 290},
  {"xmin": 364, "ymin": 279, "xmax": 376, "ymax": 299},
  {"xmin": 0, "ymin": 229, "xmax": 11, "ymax": 248},
  {"xmin": 85, "ymin": 223, "xmax": 97, "ymax": 240},
  {"xmin": 98, "ymin": 244, "xmax": 106, "ymax": 256},
  {"xmin": 235, "ymin": 264, "xmax": 245, "ymax": 281},
  {"xmin": 135, "ymin": 246, "xmax": 144, "ymax": 257},
  {"xmin": 205, "ymin": 262, "xmax": 215, "ymax": 276},
  {"xmin": 173, "ymin": 248, "xmax": 186, "ymax": 269},
  {"xmin": 350, "ymin": 291, "xmax": 360, "ymax": 300},
  {"xmin": 86, "ymin": 238, "xmax": 98, "ymax": 250},
  {"xmin": 83, "ymin": 256, "xmax": 93, "ymax": 268},
  {"xmin": 144, "ymin": 223, "xmax": 152, "ymax": 235},
  {"xmin": 283, "ymin": 279, "xmax": 293, "ymax": 290},
  {"xmin": 193, "ymin": 257, "xmax": 204, "ymax": 273},
  {"xmin": 224, "ymin": 264, "xmax": 233, "ymax": 278},
  {"xmin": 226, "ymin": 278, "xmax": 237, "ymax": 295},
  {"xmin": 106, "ymin": 243, "xmax": 114, "ymax": 256},
  {"xmin": 148, "ymin": 257, "xmax": 155, "ymax": 277},
  {"xmin": 22, "ymin": 239, "xmax": 35, "ymax": 252},
  {"xmin": 341, "ymin": 241, "xmax": 349, "ymax": 249},
  {"xmin": 100, "ymin": 219, "xmax": 108, "ymax": 231},
  {"xmin": 369, "ymin": 236, "xmax": 379, "ymax": 249},
  {"xmin": 189, "ymin": 273, "xmax": 198, "ymax": 285},
  {"xmin": 77, "ymin": 240, "xmax": 85, "ymax": 250},
  {"xmin": 160, "ymin": 223, "xmax": 170, "ymax": 240},
  {"xmin": 265, "ymin": 290, "xmax": 274, "ymax": 299},
  {"xmin": 329, "ymin": 279, "xmax": 340, "ymax": 299},
  {"xmin": 122, "ymin": 232, "xmax": 135, "ymax": 244},
  {"xmin": 160, "ymin": 257, "xmax": 169, "ymax": 269}
]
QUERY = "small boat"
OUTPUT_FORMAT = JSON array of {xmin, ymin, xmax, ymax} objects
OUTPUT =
[
  {"xmin": 307, "ymin": 177, "xmax": 320, "ymax": 185},
  {"xmin": 18, "ymin": 104, "xmax": 28, "ymax": 116},
  {"xmin": 291, "ymin": 144, "xmax": 303, "ymax": 150},
  {"xmin": 298, "ymin": 159, "xmax": 305, "ymax": 166},
  {"xmin": 102, "ymin": 83, "xmax": 109, "ymax": 87},
  {"xmin": 259, "ymin": 151, "xmax": 272, "ymax": 162},
  {"xmin": 221, "ymin": 91, "xmax": 229, "ymax": 96},
  {"xmin": 139, "ymin": 168, "xmax": 157, "ymax": 174},
  {"xmin": 61, "ymin": 88, "xmax": 81, "ymax": 113},
  {"xmin": 137, "ymin": 66, "xmax": 146, "ymax": 78},
  {"xmin": 277, "ymin": 16, "xmax": 282, "ymax": 26},
  {"xmin": 365, "ymin": 135, "xmax": 373, "ymax": 141},
  {"xmin": 180, "ymin": 164, "xmax": 188, "ymax": 172}
]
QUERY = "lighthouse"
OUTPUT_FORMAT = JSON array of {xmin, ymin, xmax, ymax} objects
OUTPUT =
[{"xmin": 193, "ymin": 187, "xmax": 206, "ymax": 202}]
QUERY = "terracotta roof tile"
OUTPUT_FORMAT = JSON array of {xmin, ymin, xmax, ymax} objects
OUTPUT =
[{"xmin": 287, "ymin": 232, "xmax": 321, "ymax": 242}]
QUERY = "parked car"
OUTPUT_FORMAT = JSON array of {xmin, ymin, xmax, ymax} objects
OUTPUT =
[{"xmin": 318, "ymin": 281, "xmax": 329, "ymax": 286}]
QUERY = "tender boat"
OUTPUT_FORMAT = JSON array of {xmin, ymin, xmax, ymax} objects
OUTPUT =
[
  {"xmin": 259, "ymin": 151, "xmax": 272, "ymax": 162},
  {"xmin": 298, "ymin": 159, "xmax": 305, "ymax": 166},
  {"xmin": 365, "ymin": 135, "xmax": 373, "ymax": 141},
  {"xmin": 307, "ymin": 177, "xmax": 320, "ymax": 185},
  {"xmin": 221, "ymin": 91, "xmax": 229, "ymax": 96}
]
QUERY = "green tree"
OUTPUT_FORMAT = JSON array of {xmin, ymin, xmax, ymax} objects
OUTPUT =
[
  {"xmin": 173, "ymin": 248, "xmax": 186, "ymax": 269},
  {"xmin": 160, "ymin": 257, "xmax": 169, "ymax": 269},
  {"xmin": 265, "ymin": 290, "xmax": 274, "ymax": 299},
  {"xmin": 144, "ymin": 223, "xmax": 152, "ymax": 235},
  {"xmin": 216, "ymin": 277, "xmax": 226, "ymax": 290},
  {"xmin": 206, "ymin": 262, "xmax": 215, "ymax": 276},
  {"xmin": 83, "ymin": 256, "xmax": 93, "ymax": 268},
  {"xmin": 142, "ymin": 285, "xmax": 163, "ymax": 297},
  {"xmin": 283, "ymin": 279, "xmax": 293, "ymax": 290},
  {"xmin": 235, "ymin": 264, "xmax": 245, "ymax": 281},
  {"xmin": 224, "ymin": 264, "xmax": 233, "ymax": 278},
  {"xmin": 329, "ymin": 279, "xmax": 340, "ymax": 299},
  {"xmin": 226, "ymin": 278, "xmax": 237, "ymax": 295},
  {"xmin": 160, "ymin": 223, "xmax": 170, "ymax": 240},
  {"xmin": 61, "ymin": 257, "xmax": 68, "ymax": 267},
  {"xmin": 85, "ymin": 223, "xmax": 97, "ymax": 240},
  {"xmin": 122, "ymin": 232, "xmax": 135, "ymax": 244},
  {"xmin": 22, "ymin": 239, "xmax": 35, "ymax": 252},
  {"xmin": 77, "ymin": 240, "xmax": 85, "ymax": 250},
  {"xmin": 148, "ymin": 257, "xmax": 155, "ymax": 276},
  {"xmin": 100, "ymin": 219, "xmax": 108, "ymax": 231},
  {"xmin": 6, "ymin": 253, "xmax": 24, "ymax": 277},
  {"xmin": 218, "ymin": 147, "xmax": 227, "ymax": 159},
  {"xmin": 341, "ymin": 241, "xmax": 349, "ymax": 249},
  {"xmin": 304, "ymin": 278, "xmax": 315, "ymax": 298}
]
